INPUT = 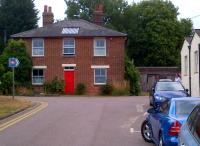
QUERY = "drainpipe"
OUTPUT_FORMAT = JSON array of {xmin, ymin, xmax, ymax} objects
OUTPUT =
[
  {"xmin": 188, "ymin": 45, "xmax": 192, "ymax": 96},
  {"xmin": 199, "ymin": 44, "xmax": 200, "ymax": 96}
]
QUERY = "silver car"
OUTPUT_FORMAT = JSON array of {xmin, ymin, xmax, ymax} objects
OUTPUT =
[{"xmin": 178, "ymin": 103, "xmax": 200, "ymax": 146}]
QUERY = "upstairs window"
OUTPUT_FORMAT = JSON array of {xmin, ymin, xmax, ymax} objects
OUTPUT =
[
  {"xmin": 194, "ymin": 51, "xmax": 199, "ymax": 73},
  {"xmin": 94, "ymin": 68, "xmax": 107, "ymax": 85},
  {"xmin": 32, "ymin": 39, "xmax": 44, "ymax": 56},
  {"xmin": 94, "ymin": 39, "xmax": 106, "ymax": 56},
  {"xmin": 63, "ymin": 38, "xmax": 75, "ymax": 55},
  {"xmin": 32, "ymin": 69, "xmax": 44, "ymax": 85}
]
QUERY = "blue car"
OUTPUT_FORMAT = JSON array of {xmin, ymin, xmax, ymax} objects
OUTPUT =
[
  {"xmin": 141, "ymin": 97, "xmax": 200, "ymax": 146},
  {"xmin": 149, "ymin": 81, "xmax": 189, "ymax": 107},
  {"xmin": 178, "ymin": 103, "xmax": 200, "ymax": 146}
]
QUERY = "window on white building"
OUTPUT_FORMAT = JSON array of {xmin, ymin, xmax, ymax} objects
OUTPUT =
[
  {"xmin": 194, "ymin": 51, "xmax": 199, "ymax": 73},
  {"xmin": 94, "ymin": 68, "xmax": 107, "ymax": 84},
  {"xmin": 63, "ymin": 38, "xmax": 75, "ymax": 55},
  {"xmin": 184, "ymin": 55, "xmax": 188, "ymax": 75},
  {"xmin": 94, "ymin": 39, "xmax": 106, "ymax": 56},
  {"xmin": 32, "ymin": 39, "xmax": 44, "ymax": 56},
  {"xmin": 32, "ymin": 69, "xmax": 44, "ymax": 85}
]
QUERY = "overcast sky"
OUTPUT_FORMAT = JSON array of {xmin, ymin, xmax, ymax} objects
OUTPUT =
[{"xmin": 34, "ymin": 0, "xmax": 200, "ymax": 28}]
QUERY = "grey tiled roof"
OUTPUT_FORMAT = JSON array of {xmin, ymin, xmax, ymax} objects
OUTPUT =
[
  {"xmin": 195, "ymin": 29, "xmax": 200, "ymax": 37},
  {"xmin": 11, "ymin": 19, "xmax": 127, "ymax": 38}
]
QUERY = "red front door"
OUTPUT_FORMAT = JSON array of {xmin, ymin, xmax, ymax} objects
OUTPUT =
[{"xmin": 64, "ymin": 71, "xmax": 74, "ymax": 94}]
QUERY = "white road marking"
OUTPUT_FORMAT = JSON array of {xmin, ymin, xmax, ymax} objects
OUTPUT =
[
  {"xmin": 130, "ymin": 128, "xmax": 141, "ymax": 133},
  {"xmin": 136, "ymin": 104, "xmax": 144, "ymax": 113}
]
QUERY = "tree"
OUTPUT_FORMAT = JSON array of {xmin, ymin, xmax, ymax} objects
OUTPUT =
[
  {"xmin": 65, "ymin": 0, "xmax": 128, "ymax": 31},
  {"xmin": 125, "ymin": 56, "xmax": 141, "ymax": 95},
  {"xmin": 0, "ymin": 39, "xmax": 32, "ymax": 88},
  {"xmin": 124, "ymin": 0, "xmax": 193, "ymax": 66},
  {"xmin": 0, "ymin": 0, "xmax": 38, "ymax": 52}
]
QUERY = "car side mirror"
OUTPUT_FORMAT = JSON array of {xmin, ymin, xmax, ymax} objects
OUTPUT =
[
  {"xmin": 152, "ymin": 88, "xmax": 155, "ymax": 92},
  {"xmin": 147, "ymin": 108, "xmax": 158, "ymax": 114},
  {"xmin": 185, "ymin": 89, "xmax": 189, "ymax": 93}
]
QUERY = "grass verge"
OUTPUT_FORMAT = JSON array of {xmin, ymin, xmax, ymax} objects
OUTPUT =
[{"xmin": 0, "ymin": 96, "xmax": 31, "ymax": 118}]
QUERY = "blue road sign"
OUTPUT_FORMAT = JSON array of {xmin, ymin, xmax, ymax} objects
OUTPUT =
[{"xmin": 8, "ymin": 57, "xmax": 20, "ymax": 68}]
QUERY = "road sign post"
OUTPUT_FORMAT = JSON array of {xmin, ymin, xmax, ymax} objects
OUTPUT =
[{"xmin": 8, "ymin": 57, "xmax": 20, "ymax": 100}]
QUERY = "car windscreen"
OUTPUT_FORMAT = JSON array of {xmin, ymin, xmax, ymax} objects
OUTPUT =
[
  {"xmin": 156, "ymin": 82, "xmax": 184, "ymax": 91},
  {"xmin": 176, "ymin": 100, "xmax": 200, "ymax": 115}
]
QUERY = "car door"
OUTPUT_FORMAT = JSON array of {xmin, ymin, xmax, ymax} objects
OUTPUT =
[
  {"xmin": 179, "ymin": 106, "xmax": 200, "ymax": 146},
  {"xmin": 149, "ymin": 101, "xmax": 170, "ymax": 143}
]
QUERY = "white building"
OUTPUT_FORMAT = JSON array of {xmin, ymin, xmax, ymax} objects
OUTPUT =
[{"xmin": 181, "ymin": 29, "xmax": 200, "ymax": 96}]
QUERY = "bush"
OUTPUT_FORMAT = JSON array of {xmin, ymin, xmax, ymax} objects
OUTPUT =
[
  {"xmin": 0, "ymin": 71, "xmax": 13, "ymax": 95},
  {"xmin": 100, "ymin": 84, "xmax": 113, "ymax": 95},
  {"xmin": 75, "ymin": 83, "xmax": 86, "ymax": 95},
  {"xmin": 44, "ymin": 77, "xmax": 64, "ymax": 94},
  {"xmin": 125, "ymin": 56, "xmax": 141, "ymax": 95}
]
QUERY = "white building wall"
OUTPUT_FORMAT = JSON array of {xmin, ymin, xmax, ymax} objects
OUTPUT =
[
  {"xmin": 181, "ymin": 40, "xmax": 189, "ymax": 90},
  {"xmin": 190, "ymin": 33, "xmax": 200, "ymax": 96}
]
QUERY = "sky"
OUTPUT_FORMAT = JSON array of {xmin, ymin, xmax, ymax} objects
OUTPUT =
[{"xmin": 34, "ymin": 0, "xmax": 200, "ymax": 28}]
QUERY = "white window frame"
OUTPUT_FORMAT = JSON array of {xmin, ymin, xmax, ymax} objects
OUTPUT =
[
  {"xmin": 184, "ymin": 55, "xmax": 188, "ymax": 75},
  {"xmin": 63, "ymin": 38, "xmax": 75, "ymax": 55},
  {"xmin": 94, "ymin": 38, "xmax": 106, "ymax": 56},
  {"xmin": 94, "ymin": 68, "xmax": 107, "ymax": 85},
  {"xmin": 194, "ymin": 51, "xmax": 199, "ymax": 73},
  {"xmin": 32, "ymin": 38, "xmax": 44, "ymax": 57},
  {"xmin": 32, "ymin": 68, "xmax": 44, "ymax": 85}
]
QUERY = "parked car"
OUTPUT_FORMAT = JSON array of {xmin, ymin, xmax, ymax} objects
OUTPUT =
[
  {"xmin": 141, "ymin": 97, "xmax": 200, "ymax": 146},
  {"xmin": 159, "ymin": 79, "xmax": 173, "ymax": 82},
  {"xmin": 149, "ymin": 81, "xmax": 189, "ymax": 107},
  {"xmin": 178, "ymin": 103, "xmax": 200, "ymax": 146}
]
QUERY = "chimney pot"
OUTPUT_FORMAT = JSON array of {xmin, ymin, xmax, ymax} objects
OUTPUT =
[
  {"xmin": 48, "ymin": 6, "xmax": 52, "ymax": 13},
  {"xmin": 44, "ymin": 5, "xmax": 48, "ymax": 13}
]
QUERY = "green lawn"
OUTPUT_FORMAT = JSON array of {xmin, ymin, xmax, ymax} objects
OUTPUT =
[{"xmin": 0, "ymin": 96, "xmax": 31, "ymax": 118}]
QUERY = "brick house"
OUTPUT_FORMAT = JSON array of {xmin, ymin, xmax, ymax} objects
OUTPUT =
[{"xmin": 11, "ymin": 5, "xmax": 127, "ymax": 94}]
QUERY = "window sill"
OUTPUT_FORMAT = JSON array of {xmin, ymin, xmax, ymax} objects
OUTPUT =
[
  {"xmin": 32, "ymin": 55, "xmax": 44, "ymax": 57},
  {"xmin": 32, "ymin": 83, "xmax": 44, "ymax": 85},
  {"xmin": 94, "ymin": 83, "xmax": 106, "ymax": 85}
]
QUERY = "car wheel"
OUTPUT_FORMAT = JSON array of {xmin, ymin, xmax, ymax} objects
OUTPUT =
[
  {"xmin": 141, "ymin": 120, "xmax": 153, "ymax": 143},
  {"xmin": 159, "ymin": 133, "xmax": 164, "ymax": 146}
]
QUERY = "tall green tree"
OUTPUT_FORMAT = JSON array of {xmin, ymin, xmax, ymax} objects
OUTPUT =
[
  {"xmin": 0, "ymin": 39, "xmax": 32, "ymax": 86},
  {"xmin": 0, "ymin": 0, "xmax": 38, "ymax": 52},
  {"xmin": 124, "ymin": 0, "xmax": 193, "ymax": 66},
  {"xmin": 65, "ymin": 0, "xmax": 128, "ymax": 31}
]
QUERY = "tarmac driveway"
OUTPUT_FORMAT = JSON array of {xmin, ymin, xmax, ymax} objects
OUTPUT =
[{"xmin": 0, "ymin": 96, "xmax": 153, "ymax": 146}]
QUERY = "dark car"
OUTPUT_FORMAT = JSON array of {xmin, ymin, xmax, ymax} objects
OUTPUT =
[
  {"xmin": 141, "ymin": 97, "xmax": 200, "ymax": 146},
  {"xmin": 178, "ymin": 103, "xmax": 200, "ymax": 146},
  {"xmin": 149, "ymin": 81, "xmax": 189, "ymax": 107}
]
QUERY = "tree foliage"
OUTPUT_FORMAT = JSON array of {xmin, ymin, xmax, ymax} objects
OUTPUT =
[
  {"xmin": 124, "ymin": 0, "xmax": 193, "ymax": 66},
  {"xmin": 0, "ymin": 0, "xmax": 38, "ymax": 52},
  {"xmin": 0, "ymin": 39, "xmax": 32, "ymax": 89}
]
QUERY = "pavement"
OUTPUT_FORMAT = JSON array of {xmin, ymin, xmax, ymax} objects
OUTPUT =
[{"xmin": 0, "ymin": 96, "xmax": 154, "ymax": 146}]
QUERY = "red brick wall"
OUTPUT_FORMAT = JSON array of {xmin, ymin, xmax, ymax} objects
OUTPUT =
[{"xmin": 23, "ymin": 37, "xmax": 126, "ymax": 94}]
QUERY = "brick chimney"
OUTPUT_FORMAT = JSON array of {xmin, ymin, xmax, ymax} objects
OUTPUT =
[
  {"xmin": 43, "ymin": 5, "xmax": 54, "ymax": 27},
  {"xmin": 93, "ymin": 4, "xmax": 104, "ymax": 26}
]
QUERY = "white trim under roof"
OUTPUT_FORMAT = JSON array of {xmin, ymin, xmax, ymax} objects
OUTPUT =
[
  {"xmin": 91, "ymin": 65, "xmax": 110, "ymax": 69},
  {"xmin": 62, "ymin": 64, "xmax": 76, "ymax": 67},
  {"xmin": 32, "ymin": 66, "xmax": 47, "ymax": 69}
]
